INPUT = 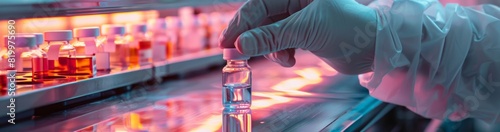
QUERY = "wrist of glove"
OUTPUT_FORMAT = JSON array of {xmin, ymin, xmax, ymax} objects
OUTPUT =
[{"xmin": 220, "ymin": 0, "xmax": 377, "ymax": 74}]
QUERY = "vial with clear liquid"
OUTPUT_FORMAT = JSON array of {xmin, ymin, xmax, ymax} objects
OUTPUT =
[{"xmin": 222, "ymin": 48, "xmax": 251, "ymax": 109}]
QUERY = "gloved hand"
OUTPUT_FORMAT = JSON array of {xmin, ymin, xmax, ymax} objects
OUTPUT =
[{"xmin": 219, "ymin": 0, "xmax": 378, "ymax": 75}]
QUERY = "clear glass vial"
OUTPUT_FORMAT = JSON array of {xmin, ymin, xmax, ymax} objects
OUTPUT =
[
  {"xmin": 71, "ymin": 27, "xmax": 99, "ymax": 76},
  {"xmin": 222, "ymin": 48, "xmax": 252, "ymax": 109},
  {"xmin": 101, "ymin": 24, "xmax": 127, "ymax": 69},
  {"xmin": 126, "ymin": 23, "xmax": 152, "ymax": 67},
  {"xmin": 43, "ymin": 30, "xmax": 75, "ymax": 73}
]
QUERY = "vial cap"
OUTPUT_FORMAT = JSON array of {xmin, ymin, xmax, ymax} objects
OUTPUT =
[
  {"xmin": 101, "ymin": 24, "xmax": 125, "ymax": 36},
  {"xmin": 4, "ymin": 35, "xmax": 37, "ymax": 48},
  {"xmin": 17, "ymin": 33, "xmax": 43, "ymax": 45},
  {"xmin": 126, "ymin": 23, "xmax": 147, "ymax": 34},
  {"xmin": 223, "ymin": 48, "xmax": 250, "ymax": 60},
  {"xmin": 44, "ymin": 30, "xmax": 73, "ymax": 41},
  {"xmin": 74, "ymin": 27, "xmax": 100, "ymax": 38}
]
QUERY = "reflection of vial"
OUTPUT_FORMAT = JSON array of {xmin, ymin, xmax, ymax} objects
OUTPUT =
[
  {"xmin": 102, "ymin": 24, "xmax": 128, "ymax": 68},
  {"xmin": 126, "ymin": 23, "xmax": 152, "ymax": 67},
  {"xmin": 71, "ymin": 27, "xmax": 99, "ymax": 76},
  {"xmin": 44, "ymin": 30, "xmax": 75, "ymax": 73},
  {"xmin": 222, "ymin": 48, "xmax": 251, "ymax": 109},
  {"xmin": 223, "ymin": 108, "xmax": 252, "ymax": 132}
]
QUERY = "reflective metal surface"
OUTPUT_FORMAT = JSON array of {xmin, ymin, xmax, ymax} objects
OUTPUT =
[
  {"xmin": 154, "ymin": 49, "xmax": 224, "ymax": 78},
  {"xmin": 0, "ymin": 50, "xmax": 224, "ymax": 120},
  {"xmin": 0, "ymin": 51, "xmax": 388, "ymax": 131}
]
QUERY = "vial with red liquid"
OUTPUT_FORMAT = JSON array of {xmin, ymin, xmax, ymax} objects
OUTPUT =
[
  {"xmin": 15, "ymin": 34, "xmax": 48, "ymax": 82},
  {"xmin": 71, "ymin": 27, "xmax": 99, "ymax": 76},
  {"xmin": 102, "ymin": 24, "xmax": 128, "ymax": 68},
  {"xmin": 43, "ymin": 30, "xmax": 75, "ymax": 74},
  {"xmin": 126, "ymin": 23, "xmax": 152, "ymax": 67}
]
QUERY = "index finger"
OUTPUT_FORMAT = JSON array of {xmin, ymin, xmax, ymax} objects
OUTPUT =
[{"xmin": 219, "ymin": 0, "xmax": 312, "ymax": 48}]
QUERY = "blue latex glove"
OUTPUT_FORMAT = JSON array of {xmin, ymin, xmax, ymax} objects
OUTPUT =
[
  {"xmin": 219, "ymin": 0, "xmax": 377, "ymax": 75},
  {"xmin": 220, "ymin": 0, "xmax": 500, "ymax": 123}
]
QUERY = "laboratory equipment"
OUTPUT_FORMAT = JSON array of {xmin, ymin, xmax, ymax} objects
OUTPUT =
[
  {"xmin": 126, "ymin": 23, "xmax": 152, "ymax": 67},
  {"xmin": 102, "ymin": 24, "xmax": 128, "ymax": 68},
  {"xmin": 222, "ymin": 48, "xmax": 252, "ymax": 109},
  {"xmin": 72, "ymin": 27, "xmax": 99, "ymax": 76},
  {"xmin": 148, "ymin": 19, "xmax": 168, "ymax": 62},
  {"xmin": 179, "ymin": 7, "xmax": 205, "ymax": 54},
  {"xmin": 43, "ymin": 30, "xmax": 75, "ymax": 73}
]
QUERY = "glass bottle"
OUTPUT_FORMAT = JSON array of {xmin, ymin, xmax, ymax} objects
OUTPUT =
[
  {"xmin": 101, "ymin": 24, "xmax": 127, "ymax": 69},
  {"xmin": 222, "ymin": 48, "xmax": 252, "ymax": 109},
  {"xmin": 126, "ymin": 23, "xmax": 152, "ymax": 67},
  {"xmin": 179, "ymin": 7, "xmax": 204, "ymax": 54},
  {"xmin": 71, "ymin": 27, "xmax": 99, "ymax": 76},
  {"xmin": 43, "ymin": 30, "xmax": 75, "ymax": 74},
  {"xmin": 165, "ymin": 16, "xmax": 181, "ymax": 57},
  {"xmin": 147, "ymin": 19, "xmax": 168, "ymax": 62},
  {"xmin": 17, "ymin": 34, "xmax": 48, "ymax": 82},
  {"xmin": 17, "ymin": 33, "xmax": 46, "ymax": 73}
]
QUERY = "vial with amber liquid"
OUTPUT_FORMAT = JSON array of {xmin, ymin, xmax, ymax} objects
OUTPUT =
[
  {"xmin": 71, "ymin": 27, "xmax": 99, "ymax": 76},
  {"xmin": 44, "ymin": 30, "xmax": 75, "ymax": 74},
  {"xmin": 222, "ymin": 48, "xmax": 252, "ymax": 109},
  {"xmin": 126, "ymin": 23, "xmax": 152, "ymax": 67}
]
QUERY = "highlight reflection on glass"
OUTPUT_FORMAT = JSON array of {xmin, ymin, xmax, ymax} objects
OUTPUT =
[{"xmin": 223, "ymin": 108, "xmax": 252, "ymax": 132}]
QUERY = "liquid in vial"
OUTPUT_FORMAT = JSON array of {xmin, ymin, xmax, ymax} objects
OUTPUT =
[
  {"xmin": 129, "ymin": 47, "xmax": 140, "ymax": 68},
  {"xmin": 67, "ymin": 56, "xmax": 96, "ymax": 76},
  {"xmin": 129, "ymin": 41, "xmax": 152, "ymax": 67},
  {"xmin": 31, "ymin": 57, "xmax": 47, "ymax": 82},
  {"xmin": 223, "ymin": 83, "xmax": 252, "ymax": 109},
  {"xmin": 166, "ymin": 41, "xmax": 174, "ymax": 59},
  {"xmin": 111, "ymin": 44, "xmax": 129, "ymax": 67},
  {"xmin": 0, "ymin": 73, "xmax": 6, "ymax": 90},
  {"xmin": 48, "ymin": 56, "xmax": 70, "ymax": 72}
]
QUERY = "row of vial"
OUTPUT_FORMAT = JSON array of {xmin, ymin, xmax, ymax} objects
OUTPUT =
[{"xmin": 1, "ymin": 11, "xmax": 231, "ymax": 84}]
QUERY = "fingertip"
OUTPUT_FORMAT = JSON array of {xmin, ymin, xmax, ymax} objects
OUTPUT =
[
  {"xmin": 218, "ymin": 28, "xmax": 232, "ymax": 48},
  {"xmin": 235, "ymin": 32, "xmax": 257, "ymax": 56},
  {"xmin": 284, "ymin": 57, "xmax": 296, "ymax": 67}
]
